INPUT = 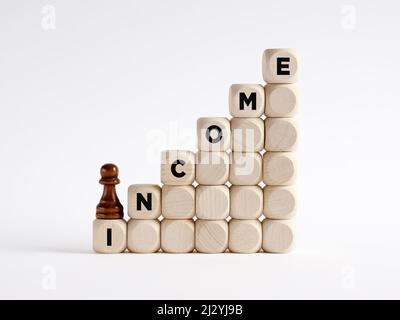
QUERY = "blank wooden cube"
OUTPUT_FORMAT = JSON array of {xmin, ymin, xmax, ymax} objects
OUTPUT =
[
  {"xmin": 230, "ymin": 186, "xmax": 263, "ymax": 220},
  {"xmin": 161, "ymin": 150, "xmax": 196, "ymax": 186},
  {"xmin": 231, "ymin": 118, "xmax": 264, "ymax": 152},
  {"xmin": 93, "ymin": 219, "xmax": 126, "ymax": 254},
  {"xmin": 229, "ymin": 152, "xmax": 262, "ymax": 186},
  {"xmin": 263, "ymin": 152, "xmax": 296, "ymax": 186},
  {"xmin": 128, "ymin": 184, "xmax": 161, "ymax": 219},
  {"xmin": 264, "ymin": 186, "xmax": 296, "ymax": 220},
  {"xmin": 197, "ymin": 117, "xmax": 231, "ymax": 151},
  {"xmin": 229, "ymin": 84, "xmax": 265, "ymax": 118},
  {"xmin": 265, "ymin": 118, "xmax": 298, "ymax": 152},
  {"xmin": 127, "ymin": 219, "xmax": 160, "ymax": 253},
  {"xmin": 228, "ymin": 219, "xmax": 262, "ymax": 253},
  {"xmin": 195, "ymin": 220, "xmax": 228, "ymax": 254},
  {"xmin": 262, "ymin": 48, "xmax": 298, "ymax": 84},
  {"xmin": 265, "ymin": 84, "xmax": 298, "ymax": 117},
  {"xmin": 262, "ymin": 219, "xmax": 295, "ymax": 253},
  {"xmin": 196, "ymin": 185, "xmax": 230, "ymax": 220},
  {"xmin": 196, "ymin": 152, "xmax": 229, "ymax": 185},
  {"xmin": 161, "ymin": 219, "xmax": 194, "ymax": 253},
  {"xmin": 162, "ymin": 185, "xmax": 195, "ymax": 219}
]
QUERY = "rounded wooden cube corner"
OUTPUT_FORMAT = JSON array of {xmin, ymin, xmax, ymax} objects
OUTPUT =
[
  {"xmin": 265, "ymin": 118, "xmax": 298, "ymax": 152},
  {"xmin": 161, "ymin": 219, "xmax": 195, "ymax": 253},
  {"xmin": 127, "ymin": 184, "xmax": 162, "ymax": 219},
  {"xmin": 195, "ymin": 220, "xmax": 228, "ymax": 254},
  {"xmin": 265, "ymin": 84, "xmax": 298, "ymax": 117},
  {"xmin": 228, "ymin": 219, "xmax": 262, "ymax": 254},
  {"xmin": 127, "ymin": 219, "xmax": 161, "ymax": 253},
  {"xmin": 262, "ymin": 219, "xmax": 295, "ymax": 253},
  {"xmin": 161, "ymin": 150, "xmax": 196, "ymax": 186},
  {"xmin": 196, "ymin": 185, "xmax": 230, "ymax": 220},
  {"xmin": 264, "ymin": 186, "xmax": 296, "ymax": 220},
  {"xmin": 197, "ymin": 117, "xmax": 231, "ymax": 152},
  {"xmin": 162, "ymin": 185, "xmax": 195, "ymax": 219},
  {"xmin": 93, "ymin": 219, "xmax": 127, "ymax": 254},
  {"xmin": 263, "ymin": 152, "xmax": 296, "ymax": 186},
  {"xmin": 229, "ymin": 84, "xmax": 265, "ymax": 118},
  {"xmin": 262, "ymin": 48, "xmax": 298, "ymax": 84},
  {"xmin": 230, "ymin": 186, "xmax": 263, "ymax": 220}
]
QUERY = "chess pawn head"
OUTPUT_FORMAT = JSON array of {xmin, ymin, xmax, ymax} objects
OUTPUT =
[{"xmin": 96, "ymin": 163, "xmax": 124, "ymax": 219}]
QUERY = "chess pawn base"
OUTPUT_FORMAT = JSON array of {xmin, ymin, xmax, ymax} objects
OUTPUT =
[{"xmin": 93, "ymin": 219, "xmax": 127, "ymax": 253}]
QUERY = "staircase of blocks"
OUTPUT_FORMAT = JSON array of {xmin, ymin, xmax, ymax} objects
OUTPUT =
[{"xmin": 93, "ymin": 48, "xmax": 298, "ymax": 254}]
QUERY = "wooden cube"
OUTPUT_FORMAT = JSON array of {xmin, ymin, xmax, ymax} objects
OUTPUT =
[
  {"xmin": 264, "ymin": 186, "xmax": 296, "ymax": 220},
  {"xmin": 265, "ymin": 118, "xmax": 298, "ymax": 151},
  {"xmin": 161, "ymin": 150, "xmax": 196, "ymax": 186},
  {"xmin": 265, "ymin": 84, "xmax": 298, "ymax": 117},
  {"xmin": 230, "ymin": 186, "xmax": 263, "ymax": 220},
  {"xmin": 93, "ymin": 219, "xmax": 126, "ymax": 254},
  {"xmin": 195, "ymin": 220, "xmax": 228, "ymax": 254},
  {"xmin": 229, "ymin": 84, "xmax": 265, "ymax": 118},
  {"xmin": 228, "ymin": 219, "xmax": 262, "ymax": 253},
  {"xmin": 263, "ymin": 152, "xmax": 296, "ymax": 186},
  {"xmin": 161, "ymin": 219, "xmax": 194, "ymax": 253},
  {"xmin": 262, "ymin": 48, "xmax": 298, "ymax": 84},
  {"xmin": 196, "ymin": 185, "xmax": 230, "ymax": 220},
  {"xmin": 128, "ymin": 184, "xmax": 161, "ymax": 219},
  {"xmin": 127, "ymin": 219, "xmax": 160, "ymax": 253},
  {"xmin": 196, "ymin": 152, "xmax": 229, "ymax": 185},
  {"xmin": 229, "ymin": 152, "xmax": 262, "ymax": 186},
  {"xmin": 262, "ymin": 219, "xmax": 295, "ymax": 253},
  {"xmin": 197, "ymin": 117, "xmax": 231, "ymax": 151},
  {"xmin": 231, "ymin": 118, "xmax": 264, "ymax": 152},
  {"xmin": 162, "ymin": 185, "xmax": 195, "ymax": 219}
]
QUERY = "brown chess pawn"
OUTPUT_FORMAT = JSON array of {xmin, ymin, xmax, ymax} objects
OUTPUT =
[{"xmin": 96, "ymin": 163, "xmax": 124, "ymax": 219}]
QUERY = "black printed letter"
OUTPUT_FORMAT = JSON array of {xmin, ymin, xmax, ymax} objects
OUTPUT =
[
  {"xmin": 239, "ymin": 92, "xmax": 256, "ymax": 110},
  {"xmin": 277, "ymin": 57, "xmax": 290, "ymax": 75},
  {"xmin": 171, "ymin": 160, "xmax": 186, "ymax": 178},
  {"xmin": 137, "ymin": 193, "xmax": 152, "ymax": 211}
]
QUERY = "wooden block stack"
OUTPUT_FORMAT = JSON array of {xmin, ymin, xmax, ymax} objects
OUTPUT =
[
  {"xmin": 228, "ymin": 83, "xmax": 264, "ymax": 253},
  {"xmin": 160, "ymin": 150, "xmax": 196, "ymax": 253},
  {"xmin": 126, "ymin": 184, "xmax": 162, "ymax": 253},
  {"xmin": 262, "ymin": 48, "xmax": 298, "ymax": 253},
  {"xmin": 92, "ymin": 48, "xmax": 299, "ymax": 254},
  {"xmin": 195, "ymin": 118, "xmax": 231, "ymax": 253}
]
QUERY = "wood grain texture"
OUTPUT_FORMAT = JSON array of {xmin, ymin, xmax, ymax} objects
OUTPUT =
[
  {"xmin": 197, "ymin": 117, "xmax": 231, "ymax": 152},
  {"xmin": 264, "ymin": 186, "xmax": 296, "ymax": 220},
  {"xmin": 229, "ymin": 84, "xmax": 265, "ymax": 118},
  {"xmin": 93, "ymin": 219, "xmax": 126, "ymax": 254},
  {"xmin": 229, "ymin": 152, "xmax": 262, "ymax": 186},
  {"xmin": 127, "ymin": 184, "xmax": 162, "ymax": 219},
  {"xmin": 196, "ymin": 185, "xmax": 230, "ymax": 220},
  {"xmin": 161, "ymin": 219, "xmax": 195, "ymax": 253},
  {"xmin": 263, "ymin": 152, "xmax": 296, "ymax": 186},
  {"xmin": 195, "ymin": 220, "xmax": 228, "ymax": 254},
  {"xmin": 230, "ymin": 186, "xmax": 263, "ymax": 220},
  {"xmin": 231, "ymin": 118, "xmax": 265, "ymax": 152},
  {"xmin": 196, "ymin": 152, "xmax": 229, "ymax": 185},
  {"xmin": 265, "ymin": 118, "xmax": 298, "ymax": 152},
  {"xmin": 262, "ymin": 219, "xmax": 295, "ymax": 253},
  {"xmin": 162, "ymin": 185, "xmax": 195, "ymax": 219},
  {"xmin": 127, "ymin": 219, "xmax": 160, "ymax": 253},
  {"xmin": 161, "ymin": 150, "xmax": 196, "ymax": 186},
  {"xmin": 262, "ymin": 48, "xmax": 298, "ymax": 84},
  {"xmin": 96, "ymin": 163, "xmax": 124, "ymax": 219},
  {"xmin": 265, "ymin": 84, "xmax": 298, "ymax": 117},
  {"xmin": 228, "ymin": 219, "xmax": 262, "ymax": 254}
]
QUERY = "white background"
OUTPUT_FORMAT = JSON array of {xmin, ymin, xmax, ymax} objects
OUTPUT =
[{"xmin": 1, "ymin": 0, "xmax": 400, "ymax": 299}]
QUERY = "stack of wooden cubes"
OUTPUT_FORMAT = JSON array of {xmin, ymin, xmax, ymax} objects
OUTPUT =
[
  {"xmin": 261, "ymin": 48, "xmax": 298, "ymax": 253},
  {"xmin": 93, "ymin": 48, "xmax": 298, "ymax": 254}
]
